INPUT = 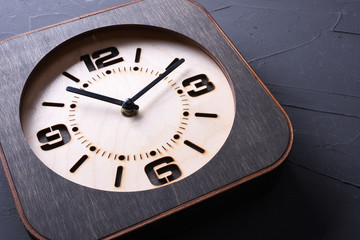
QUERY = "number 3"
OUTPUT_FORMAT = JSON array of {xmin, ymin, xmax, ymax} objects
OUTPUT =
[{"xmin": 182, "ymin": 74, "xmax": 215, "ymax": 97}]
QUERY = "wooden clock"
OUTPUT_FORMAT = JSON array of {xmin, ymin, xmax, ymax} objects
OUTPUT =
[{"xmin": 0, "ymin": 0, "xmax": 293, "ymax": 239}]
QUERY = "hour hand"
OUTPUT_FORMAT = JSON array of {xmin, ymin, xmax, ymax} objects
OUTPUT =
[{"xmin": 66, "ymin": 86, "xmax": 128, "ymax": 107}]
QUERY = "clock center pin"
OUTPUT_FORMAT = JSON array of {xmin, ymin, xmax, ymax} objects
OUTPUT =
[{"xmin": 121, "ymin": 98, "xmax": 139, "ymax": 117}]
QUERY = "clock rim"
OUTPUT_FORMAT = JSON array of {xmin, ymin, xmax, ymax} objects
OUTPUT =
[
  {"xmin": 0, "ymin": 0, "xmax": 294, "ymax": 239},
  {"xmin": 19, "ymin": 23, "xmax": 237, "ymax": 192}
]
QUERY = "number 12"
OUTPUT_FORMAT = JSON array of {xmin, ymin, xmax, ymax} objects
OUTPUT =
[{"xmin": 80, "ymin": 46, "xmax": 124, "ymax": 72}]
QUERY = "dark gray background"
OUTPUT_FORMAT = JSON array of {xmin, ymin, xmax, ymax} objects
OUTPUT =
[{"xmin": 0, "ymin": 0, "xmax": 359, "ymax": 239}]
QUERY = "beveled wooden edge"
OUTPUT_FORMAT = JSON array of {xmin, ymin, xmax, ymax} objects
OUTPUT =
[
  {"xmin": 187, "ymin": 0, "xmax": 294, "ymax": 155},
  {"xmin": 103, "ymin": 1, "xmax": 294, "ymax": 238},
  {"xmin": 0, "ymin": 0, "xmax": 294, "ymax": 239},
  {"xmin": 0, "ymin": 143, "xmax": 47, "ymax": 240},
  {"xmin": 0, "ymin": 0, "xmax": 142, "ymax": 45},
  {"xmin": 0, "ymin": 2, "xmax": 143, "ymax": 239},
  {"xmin": 0, "ymin": 1, "xmax": 145, "ymax": 239},
  {"xmin": 103, "ymin": 143, "xmax": 292, "ymax": 239}
]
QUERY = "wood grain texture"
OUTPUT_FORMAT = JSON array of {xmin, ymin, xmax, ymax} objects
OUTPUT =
[
  {"xmin": 0, "ymin": 0, "xmax": 292, "ymax": 239},
  {"xmin": 20, "ymin": 27, "xmax": 236, "ymax": 192}
]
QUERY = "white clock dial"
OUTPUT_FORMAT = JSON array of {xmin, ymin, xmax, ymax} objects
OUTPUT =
[{"xmin": 20, "ymin": 26, "xmax": 236, "ymax": 191}]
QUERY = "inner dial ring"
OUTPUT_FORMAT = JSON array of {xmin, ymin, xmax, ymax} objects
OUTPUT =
[
  {"xmin": 20, "ymin": 26, "xmax": 236, "ymax": 192},
  {"xmin": 69, "ymin": 66, "xmax": 189, "ymax": 162}
]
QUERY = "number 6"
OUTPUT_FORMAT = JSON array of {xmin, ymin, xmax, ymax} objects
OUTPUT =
[{"xmin": 145, "ymin": 157, "xmax": 182, "ymax": 186}]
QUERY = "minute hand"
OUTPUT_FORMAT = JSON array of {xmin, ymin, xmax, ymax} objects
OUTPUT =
[{"xmin": 130, "ymin": 58, "xmax": 185, "ymax": 103}]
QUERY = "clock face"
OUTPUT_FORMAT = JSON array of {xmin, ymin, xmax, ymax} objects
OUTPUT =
[{"xmin": 20, "ymin": 26, "xmax": 235, "ymax": 192}]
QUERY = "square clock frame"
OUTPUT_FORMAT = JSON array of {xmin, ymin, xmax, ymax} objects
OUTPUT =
[{"xmin": 0, "ymin": 0, "xmax": 292, "ymax": 239}]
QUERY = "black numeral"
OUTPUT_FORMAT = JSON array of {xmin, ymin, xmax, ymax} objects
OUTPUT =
[
  {"xmin": 37, "ymin": 124, "xmax": 71, "ymax": 151},
  {"xmin": 182, "ymin": 74, "xmax": 215, "ymax": 97},
  {"xmin": 145, "ymin": 157, "xmax": 181, "ymax": 186},
  {"xmin": 80, "ymin": 55, "xmax": 96, "ymax": 72},
  {"xmin": 80, "ymin": 47, "xmax": 124, "ymax": 72}
]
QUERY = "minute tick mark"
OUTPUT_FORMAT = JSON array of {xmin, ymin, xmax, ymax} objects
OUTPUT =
[
  {"xmin": 42, "ymin": 102, "xmax": 65, "ymax": 107},
  {"xmin": 62, "ymin": 71, "xmax": 80, "ymax": 83},
  {"xmin": 114, "ymin": 166, "xmax": 123, "ymax": 188},
  {"xmin": 70, "ymin": 155, "xmax": 88, "ymax": 173},
  {"xmin": 195, "ymin": 112, "xmax": 218, "ymax": 118},
  {"xmin": 184, "ymin": 140, "xmax": 205, "ymax": 154},
  {"xmin": 135, "ymin": 48, "xmax": 142, "ymax": 63}
]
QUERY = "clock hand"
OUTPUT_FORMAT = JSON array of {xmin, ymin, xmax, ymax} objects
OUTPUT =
[
  {"xmin": 122, "ymin": 58, "xmax": 185, "ymax": 111},
  {"xmin": 66, "ymin": 86, "xmax": 139, "ymax": 109},
  {"xmin": 67, "ymin": 59, "xmax": 183, "ymax": 116}
]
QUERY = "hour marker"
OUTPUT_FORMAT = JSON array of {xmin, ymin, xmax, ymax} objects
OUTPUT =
[
  {"xmin": 165, "ymin": 58, "xmax": 180, "ymax": 70},
  {"xmin": 42, "ymin": 102, "xmax": 65, "ymax": 107},
  {"xmin": 62, "ymin": 71, "xmax": 80, "ymax": 83},
  {"xmin": 135, "ymin": 48, "xmax": 141, "ymax": 63},
  {"xmin": 184, "ymin": 140, "xmax": 205, "ymax": 153},
  {"xmin": 70, "ymin": 155, "xmax": 88, "ymax": 173},
  {"xmin": 195, "ymin": 112, "xmax": 218, "ymax": 118},
  {"xmin": 114, "ymin": 166, "xmax": 123, "ymax": 187}
]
